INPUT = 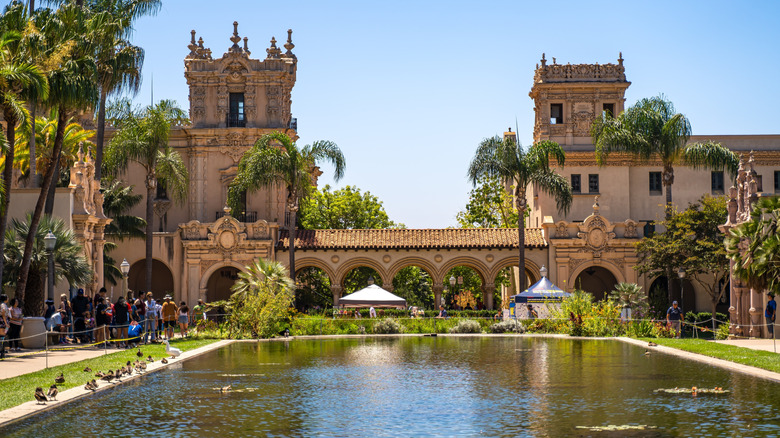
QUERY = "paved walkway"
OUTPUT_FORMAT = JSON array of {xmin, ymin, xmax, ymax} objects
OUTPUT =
[
  {"xmin": 714, "ymin": 338, "xmax": 780, "ymax": 353},
  {"xmin": 0, "ymin": 345, "xmax": 122, "ymax": 380}
]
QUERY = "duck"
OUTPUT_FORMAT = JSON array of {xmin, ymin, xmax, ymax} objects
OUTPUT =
[
  {"xmin": 648, "ymin": 342, "xmax": 658, "ymax": 347},
  {"xmin": 54, "ymin": 372, "xmax": 65, "ymax": 384},
  {"xmin": 47, "ymin": 384, "xmax": 58, "ymax": 400},
  {"xmin": 136, "ymin": 348, "xmax": 143, "ymax": 358},
  {"xmin": 100, "ymin": 371, "xmax": 114, "ymax": 382},
  {"xmin": 164, "ymin": 339, "xmax": 182, "ymax": 358},
  {"xmin": 34, "ymin": 387, "xmax": 48, "ymax": 405},
  {"xmin": 84, "ymin": 381, "xmax": 96, "ymax": 391},
  {"xmin": 147, "ymin": 355, "xmax": 154, "ymax": 362},
  {"xmin": 161, "ymin": 358, "xmax": 168, "ymax": 364},
  {"xmin": 83, "ymin": 366, "xmax": 92, "ymax": 373},
  {"xmin": 220, "ymin": 385, "xmax": 232, "ymax": 393},
  {"xmin": 644, "ymin": 350, "xmax": 651, "ymax": 356},
  {"xmin": 139, "ymin": 361, "xmax": 147, "ymax": 371},
  {"xmin": 95, "ymin": 371, "xmax": 105, "ymax": 378}
]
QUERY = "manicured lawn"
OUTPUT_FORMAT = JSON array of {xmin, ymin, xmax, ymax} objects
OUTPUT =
[
  {"xmin": 0, "ymin": 338, "xmax": 215, "ymax": 412},
  {"xmin": 642, "ymin": 338, "xmax": 780, "ymax": 373}
]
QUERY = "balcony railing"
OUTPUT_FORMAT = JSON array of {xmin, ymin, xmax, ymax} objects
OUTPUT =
[
  {"xmin": 216, "ymin": 210, "xmax": 257, "ymax": 223},
  {"xmin": 227, "ymin": 114, "xmax": 246, "ymax": 128}
]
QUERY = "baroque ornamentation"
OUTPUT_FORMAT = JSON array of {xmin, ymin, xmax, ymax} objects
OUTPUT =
[
  {"xmin": 576, "ymin": 197, "xmax": 616, "ymax": 258},
  {"xmin": 554, "ymin": 222, "xmax": 569, "ymax": 238}
]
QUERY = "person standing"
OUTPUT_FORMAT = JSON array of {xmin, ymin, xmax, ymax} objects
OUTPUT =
[
  {"xmin": 192, "ymin": 299, "xmax": 207, "ymax": 332},
  {"xmin": 178, "ymin": 301, "xmax": 190, "ymax": 338},
  {"xmin": 766, "ymin": 293, "xmax": 776, "ymax": 337},
  {"xmin": 667, "ymin": 301, "xmax": 683, "ymax": 338},
  {"xmin": 95, "ymin": 296, "xmax": 108, "ymax": 344},
  {"xmin": 527, "ymin": 304, "xmax": 538, "ymax": 319},
  {"xmin": 160, "ymin": 295, "xmax": 178, "ymax": 340},
  {"xmin": 113, "ymin": 297, "xmax": 130, "ymax": 348},
  {"xmin": 71, "ymin": 289, "xmax": 90, "ymax": 343},
  {"xmin": 7, "ymin": 298, "xmax": 23, "ymax": 351},
  {"xmin": 143, "ymin": 292, "xmax": 157, "ymax": 344},
  {"xmin": 0, "ymin": 295, "xmax": 8, "ymax": 358},
  {"xmin": 369, "ymin": 306, "xmax": 377, "ymax": 318}
]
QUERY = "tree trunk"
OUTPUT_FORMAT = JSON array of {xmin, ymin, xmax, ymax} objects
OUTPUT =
[
  {"xmin": 43, "ymin": 158, "xmax": 59, "ymax": 215},
  {"xmin": 29, "ymin": 102, "xmax": 36, "ymax": 188},
  {"xmin": 288, "ymin": 207, "xmax": 297, "ymax": 279},
  {"xmin": 28, "ymin": 0, "xmax": 34, "ymax": 13},
  {"xmin": 516, "ymin": 196, "xmax": 526, "ymax": 291},
  {"xmin": 95, "ymin": 89, "xmax": 106, "ymax": 181},
  {"xmin": 15, "ymin": 107, "xmax": 67, "ymax": 308},
  {"xmin": 145, "ymin": 175, "xmax": 155, "ymax": 292},
  {"xmin": 0, "ymin": 110, "xmax": 18, "ymax": 285},
  {"xmin": 22, "ymin": 268, "xmax": 43, "ymax": 317},
  {"xmin": 712, "ymin": 299, "xmax": 718, "ymax": 334}
]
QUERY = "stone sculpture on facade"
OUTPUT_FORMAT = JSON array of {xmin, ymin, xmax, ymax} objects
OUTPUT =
[{"xmin": 720, "ymin": 152, "xmax": 766, "ymax": 337}]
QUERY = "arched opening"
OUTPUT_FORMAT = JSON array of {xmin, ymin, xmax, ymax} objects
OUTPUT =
[
  {"xmin": 206, "ymin": 266, "xmax": 241, "ymax": 302},
  {"xmin": 574, "ymin": 266, "xmax": 618, "ymax": 301},
  {"xmin": 341, "ymin": 266, "xmax": 383, "ymax": 295},
  {"xmin": 294, "ymin": 266, "xmax": 333, "ymax": 311},
  {"xmin": 391, "ymin": 266, "xmax": 434, "ymax": 309},
  {"xmin": 128, "ymin": 259, "xmax": 174, "ymax": 298},
  {"xmin": 443, "ymin": 266, "xmax": 484, "ymax": 310},
  {"xmin": 648, "ymin": 275, "xmax": 697, "ymax": 316}
]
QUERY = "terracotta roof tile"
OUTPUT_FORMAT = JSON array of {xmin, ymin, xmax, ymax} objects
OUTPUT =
[{"xmin": 277, "ymin": 228, "xmax": 546, "ymax": 250}]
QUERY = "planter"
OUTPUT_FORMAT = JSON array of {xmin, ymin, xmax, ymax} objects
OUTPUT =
[{"xmin": 21, "ymin": 317, "xmax": 46, "ymax": 349}]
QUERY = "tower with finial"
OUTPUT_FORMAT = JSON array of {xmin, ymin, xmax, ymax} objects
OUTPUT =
[{"xmin": 529, "ymin": 53, "xmax": 630, "ymax": 148}]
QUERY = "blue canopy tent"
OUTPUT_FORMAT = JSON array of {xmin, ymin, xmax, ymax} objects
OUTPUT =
[{"xmin": 511, "ymin": 277, "xmax": 570, "ymax": 303}]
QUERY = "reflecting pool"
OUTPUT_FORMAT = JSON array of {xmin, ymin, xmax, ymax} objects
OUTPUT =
[{"xmin": 3, "ymin": 337, "xmax": 780, "ymax": 437}]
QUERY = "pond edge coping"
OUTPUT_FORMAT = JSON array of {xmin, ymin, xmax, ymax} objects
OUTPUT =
[
  {"xmin": 0, "ymin": 339, "xmax": 234, "ymax": 429},
  {"xmin": 617, "ymin": 337, "xmax": 780, "ymax": 383}
]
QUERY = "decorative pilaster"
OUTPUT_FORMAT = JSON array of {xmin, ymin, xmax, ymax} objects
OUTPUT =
[
  {"xmin": 432, "ymin": 283, "xmax": 444, "ymax": 309},
  {"xmin": 330, "ymin": 284, "xmax": 343, "ymax": 307},
  {"xmin": 483, "ymin": 284, "xmax": 495, "ymax": 310}
]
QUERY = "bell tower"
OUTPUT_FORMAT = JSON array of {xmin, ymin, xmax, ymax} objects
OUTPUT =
[{"xmin": 528, "ymin": 53, "xmax": 630, "ymax": 149}]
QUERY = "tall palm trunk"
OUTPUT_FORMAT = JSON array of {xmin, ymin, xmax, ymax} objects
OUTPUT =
[
  {"xmin": 145, "ymin": 174, "xmax": 154, "ymax": 292},
  {"xmin": 288, "ymin": 207, "xmax": 297, "ymax": 279},
  {"xmin": 43, "ymin": 158, "xmax": 59, "ymax": 215},
  {"xmin": 0, "ymin": 110, "xmax": 18, "ymax": 284},
  {"xmin": 95, "ymin": 89, "xmax": 106, "ymax": 181},
  {"xmin": 15, "ymin": 107, "xmax": 67, "ymax": 310},
  {"xmin": 516, "ymin": 192, "xmax": 527, "ymax": 292},
  {"xmin": 663, "ymin": 165, "xmax": 676, "ymax": 303},
  {"xmin": 29, "ymin": 102, "xmax": 36, "ymax": 188}
]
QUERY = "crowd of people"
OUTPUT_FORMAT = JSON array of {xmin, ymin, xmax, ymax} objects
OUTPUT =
[{"xmin": 0, "ymin": 288, "xmax": 209, "ymax": 356}]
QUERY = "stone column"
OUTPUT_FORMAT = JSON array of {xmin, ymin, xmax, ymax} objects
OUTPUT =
[
  {"xmin": 483, "ymin": 284, "xmax": 495, "ymax": 310},
  {"xmin": 331, "ymin": 284, "xmax": 343, "ymax": 307},
  {"xmin": 189, "ymin": 150, "xmax": 207, "ymax": 222},
  {"xmin": 187, "ymin": 260, "xmax": 201, "ymax": 302},
  {"xmin": 749, "ymin": 287, "xmax": 763, "ymax": 338},
  {"xmin": 728, "ymin": 262, "xmax": 738, "ymax": 336},
  {"xmin": 432, "ymin": 283, "xmax": 444, "ymax": 310}
]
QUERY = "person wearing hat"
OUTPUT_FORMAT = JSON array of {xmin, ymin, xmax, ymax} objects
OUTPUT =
[
  {"xmin": 44, "ymin": 299, "xmax": 57, "ymax": 325},
  {"xmin": 160, "ymin": 295, "xmax": 178, "ymax": 340},
  {"xmin": 666, "ymin": 300, "xmax": 683, "ymax": 338},
  {"xmin": 71, "ymin": 288, "xmax": 91, "ymax": 343},
  {"xmin": 765, "ymin": 293, "xmax": 776, "ymax": 337}
]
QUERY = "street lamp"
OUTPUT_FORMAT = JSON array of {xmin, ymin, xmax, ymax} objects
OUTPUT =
[
  {"xmin": 44, "ymin": 230, "xmax": 56, "ymax": 302},
  {"xmin": 120, "ymin": 258, "xmax": 130, "ymax": 300},
  {"xmin": 540, "ymin": 265, "xmax": 548, "ymax": 279},
  {"xmin": 367, "ymin": 276, "xmax": 375, "ymax": 286},
  {"xmin": 678, "ymin": 267, "xmax": 686, "ymax": 324}
]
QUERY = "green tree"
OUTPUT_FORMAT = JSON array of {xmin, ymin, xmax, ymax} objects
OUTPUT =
[
  {"xmin": 3, "ymin": 213, "xmax": 92, "ymax": 316},
  {"xmin": 467, "ymin": 136, "xmax": 572, "ymax": 291},
  {"xmin": 229, "ymin": 258, "xmax": 294, "ymax": 338},
  {"xmin": 228, "ymin": 131, "xmax": 345, "ymax": 277},
  {"xmin": 608, "ymin": 282, "xmax": 649, "ymax": 319},
  {"xmin": 725, "ymin": 196, "xmax": 780, "ymax": 295},
  {"xmin": 104, "ymin": 99, "xmax": 189, "ymax": 292},
  {"xmin": 0, "ymin": 4, "xmax": 49, "ymax": 286},
  {"xmin": 392, "ymin": 266, "xmax": 433, "ymax": 309},
  {"xmin": 13, "ymin": 2, "xmax": 98, "ymax": 304},
  {"xmin": 635, "ymin": 195, "xmax": 730, "ymax": 327},
  {"xmin": 591, "ymin": 95, "xmax": 738, "ymax": 220},
  {"xmin": 456, "ymin": 175, "xmax": 519, "ymax": 228},
  {"xmin": 299, "ymin": 184, "xmax": 401, "ymax": 229}
]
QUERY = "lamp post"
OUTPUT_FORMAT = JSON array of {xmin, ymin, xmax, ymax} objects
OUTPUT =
[
  {"xmin": 540, "ymin": 265, "xmax": 548, "ymax": 279},
  {"xmin": 448, "ymin": 275, "xmax": 455, "ymax": 308},
  {"xmin": 120, "ymin": 258, "xmax": 130, "ymax": 301},
  {"xmin": 44, "ymin": 230, "xmax": 56, "ymax": 302},
  {"xmin": 678, "ymin": 267, "xmax": 685, "ymax": 336}
]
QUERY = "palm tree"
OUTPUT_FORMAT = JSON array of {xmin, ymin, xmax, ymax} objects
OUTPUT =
[
  {"xmin": 229, "ymin": 258, "xmax": 294, "ymax": 338},
  {"xmin": 227, "ymin": 131, "xmax": 345, "ymax": 277},
  {"xmin": 3, "ymin": 213, "xmax": 93, "ymax": 316},
  {"xmin": 591, "ymin": 95, "xmax": 738, "ymax": 220},
  {"xmin": 101, "ymin": 177, "xmax": 145, "ymax": 286},
  {"xmin": 13, "ymin": 2, "xmax": 98, "ymax": 304},
  {"xmin": 725, "ymin": 196, "xmax": 780, "ymax": 295},
  {"xmin": 0, "ymin": 4, "xmax": 49, "ymax": 286},
  {"xmin": 103, "ymin": 99, "xmax": 189, "ymax": 292},
  {"xmin": 468, "ymin": 136, "xmax": 572, "ymax": 291}
]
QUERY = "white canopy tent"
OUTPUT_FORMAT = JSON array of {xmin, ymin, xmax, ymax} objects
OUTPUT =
[{"xmin": 338, "ymin": 284, "xmax": 407, "ymax": 308}]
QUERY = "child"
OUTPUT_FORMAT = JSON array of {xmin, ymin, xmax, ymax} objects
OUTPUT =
[{"xmin": 84, "ymin": 311, "xmax": 95, "ymax": 343}]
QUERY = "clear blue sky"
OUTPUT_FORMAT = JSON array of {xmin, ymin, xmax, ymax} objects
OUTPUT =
[{"xmin": 121, "ymin": 1, "xmax": 779, "ymax": 228}]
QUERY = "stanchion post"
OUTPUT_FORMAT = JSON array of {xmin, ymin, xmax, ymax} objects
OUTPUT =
[{"xmin": 45, "ymin": 332, "xmax": 48, "ymax": 369}]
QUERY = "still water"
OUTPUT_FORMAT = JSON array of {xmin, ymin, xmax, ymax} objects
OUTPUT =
[{"xmin": 3, "ymin": 337, "xmax": 780, "ymax": 437}]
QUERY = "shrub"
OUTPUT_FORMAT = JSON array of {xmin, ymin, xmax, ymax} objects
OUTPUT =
[
  {"xmin": 489, "ymin": 319, "xmax": 525, "ymax": 333},
  {"xmin": 715, "ymin": 323, "xmax": 730, "ymax": 340},
  {"xmin": 373, "ymin": 318, "xmax": 402, "ymax": 334},
  {"xmin": 449, "ymin": 319, "xmax": 482, "ymax": 334}
]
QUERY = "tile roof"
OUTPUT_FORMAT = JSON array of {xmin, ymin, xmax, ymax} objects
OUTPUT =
[{"xmin": 277, "ymin": 228, "xmax": 547, "ymax": 250}]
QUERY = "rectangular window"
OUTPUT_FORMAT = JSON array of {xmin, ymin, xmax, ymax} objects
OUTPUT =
[
  {"xmin": 602, "ymin": 103, "xmax": 615, "ymax": 117},
  {"xmin": 644, "ymin": 221, "xmax": 655, "ymax": 237},
  {"xmin": 755, "ymin": 175, "xmax": 763, "ymax": 192},
  {"xmin": 775, "ymin": 171, "xmax": 780, "ymax": 192},
  {"xmin": 711, "ymin": 171, "xmax": 724, "ymax": 193},
  {"xmin": 588, "ymin": 174, "xmax": 599, "ymax": 193},
  {"xmin": 649, "ymin": 172, "xmax": 662, "ymax": 193},
  {"xmin": 571, "ymin": 174, "xmax": 581, "ymax": 193},
  {"xmin": 228, "ymin": 93, "xmax": 245, "ymax": 127},
  {"xmin": 550, "ymin": 104, "xmax": 563, "ymax": 124},
  {"xmin": 155, "ymin": 180, "xmax": 167, "ymax": 200}
]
